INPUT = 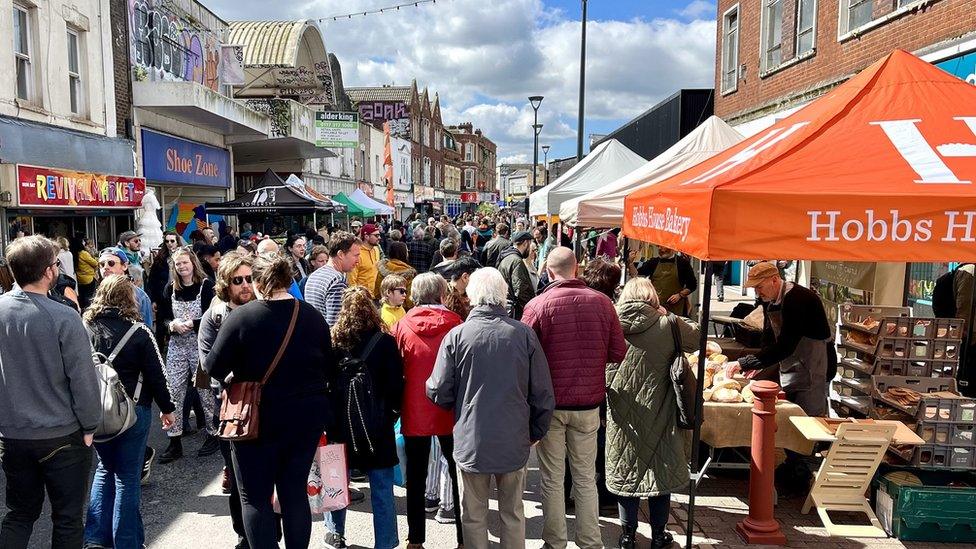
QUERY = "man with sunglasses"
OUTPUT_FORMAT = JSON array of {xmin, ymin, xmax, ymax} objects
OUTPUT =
[
  {"xmin": 118, "ymin": 231, "xmax": 147, "ymax": 289},
  {"xmin": 198, "ymin": 252, "xmax": 266, "ymax": 549},
  {"xmin": 99, "ymin": 248, "xmax": 153, "ymax": 328}
]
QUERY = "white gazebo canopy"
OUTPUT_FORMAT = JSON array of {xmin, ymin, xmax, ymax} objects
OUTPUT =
[
  {"xmin": 529, "ymin": 139, "xmax": 645, "ymax": 217},
  {"xmin": 349, "ymin": 188, "xmax": 395, "ymax": 216},
  {"xmin": 560, "ymin": 116, "xmax": 744, "ymax": 227}
]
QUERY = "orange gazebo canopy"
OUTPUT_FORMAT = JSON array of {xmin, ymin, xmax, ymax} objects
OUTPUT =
[{"xmin": 623, "ymin": 50, "xmax": 976, "ymax": 262}]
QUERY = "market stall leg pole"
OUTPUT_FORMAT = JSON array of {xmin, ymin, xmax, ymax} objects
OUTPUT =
[
  {"xmin": 686, "ymin": 262, "xmax": 713, "ymax": 549},
  {"xmin": 736, "ymin": 380, "xmax": 787, "ymax": 545},
  {"xmin": 621, "ymin": 237, "xmax": 630, "ymax": 284}
]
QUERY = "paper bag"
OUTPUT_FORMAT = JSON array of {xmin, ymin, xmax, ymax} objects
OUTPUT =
[{"xmin": 274, "ymin": 437, "xmax": 350, "ymax": 514}]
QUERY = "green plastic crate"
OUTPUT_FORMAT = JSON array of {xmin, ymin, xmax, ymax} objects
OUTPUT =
[{"xmin": 872, "ymin": 466, "xmax": 976, "ymax": 542}]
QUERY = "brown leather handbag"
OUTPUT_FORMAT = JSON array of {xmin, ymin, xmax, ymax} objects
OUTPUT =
[{"xmin": 218, "ymin": 300, "xmax": 300, "ymax": 442}]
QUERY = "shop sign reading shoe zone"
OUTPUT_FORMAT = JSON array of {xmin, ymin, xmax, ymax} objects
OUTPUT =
[
  {"xmin": 18, "ymin": 165, "xmax": 146, "ymax": 208},
  {"xmin": 141, "ymin": 129, "xmax": 231, "ymax": 188}
]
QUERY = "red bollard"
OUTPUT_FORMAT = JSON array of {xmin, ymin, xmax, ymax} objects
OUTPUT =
[{"xmin": 735, "ymin": 380, "xmax": 787, "ymax": 545}]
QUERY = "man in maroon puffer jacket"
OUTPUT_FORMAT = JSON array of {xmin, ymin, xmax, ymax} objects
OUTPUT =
[{"xmin": 521, "ymin": 246, "xmax": 626, "ymax": 549}]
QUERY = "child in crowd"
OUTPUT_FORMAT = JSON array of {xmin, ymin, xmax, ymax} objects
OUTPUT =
[{"xmin": 379, "ymin": 274, "xmax": 408, "ymax": 328}]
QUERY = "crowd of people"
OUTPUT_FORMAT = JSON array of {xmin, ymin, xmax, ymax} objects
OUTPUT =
[{"xmin": 0, "ymin": 211, "xmax": 709, "ymax": 549}]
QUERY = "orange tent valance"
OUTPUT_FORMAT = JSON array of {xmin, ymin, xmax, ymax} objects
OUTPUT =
[{"xmin": 623, "ymin": 50, "xmax": 976, "ymax": 262}]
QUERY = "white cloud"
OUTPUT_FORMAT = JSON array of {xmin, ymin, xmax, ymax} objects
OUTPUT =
[
  {"xmin": 499, "ymin": 153, "xmax": 530, "ymax": 165},
  {"xmin": 205, "ymin": 0, "xmax": 716, "ymax": 160},
  {"xmin": 678, "ymin": 1, "xmax": 716, "ymax": 20}
]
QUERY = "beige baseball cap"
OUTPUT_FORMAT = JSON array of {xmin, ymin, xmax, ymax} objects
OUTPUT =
[{"xmin": 744, "ymin": 261, "xmax": 780, "ymax": 288}]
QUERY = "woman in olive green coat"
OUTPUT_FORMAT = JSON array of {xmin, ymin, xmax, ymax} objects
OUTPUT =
[{"xmin": 606, "ymin": 277, "xmax": 700, "ymax": 549}]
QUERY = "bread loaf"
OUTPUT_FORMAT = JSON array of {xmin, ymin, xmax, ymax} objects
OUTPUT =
[{"xmin": 712, "ymin": 388, "xmax": 743, "ymax": 403}]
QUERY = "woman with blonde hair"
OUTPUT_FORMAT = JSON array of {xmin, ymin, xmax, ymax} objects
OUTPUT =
[
  {"xmin": 607, "ymin": 277, "xmax": 699, "ymax": 549},
  {"xmin": 82, "ymin": 275, "xmax": 175, "ymax": 548},
  {"xmin": 325, "ymin": 285, "xmax": 403, "ymax": 549},
  {"xmin": 55, "ymin": 236, "xmax": 75, "ymax": 280},
  {"xmin": 158, "ymin": 247, "xmax": 217, "ymax": 463}
]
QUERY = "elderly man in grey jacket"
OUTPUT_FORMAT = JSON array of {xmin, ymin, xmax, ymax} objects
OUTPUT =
[{"xmin": 427, "ymin": 267, "xmax": 555, "ymax": 549}]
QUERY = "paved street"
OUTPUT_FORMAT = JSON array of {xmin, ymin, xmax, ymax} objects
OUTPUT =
[
  {"xmin": 0, "ymin": 409, "xmax": 967, "ymax": 548},
  {"xmin": 0, "ymin": 292, "xmax": 967, "ymax": 548}
]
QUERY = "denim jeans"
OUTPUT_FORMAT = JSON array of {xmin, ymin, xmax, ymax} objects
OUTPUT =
[
  {"xmin": 0, "ymin": 430, "xmax": 93, "ymax": 549},
  {"xmin": 325, "ymin": 466, "xmax": 398, "ymax": 549},
  {"xmin": 84, "ymin": 405, "xmax": 152, "ymax": 548}
]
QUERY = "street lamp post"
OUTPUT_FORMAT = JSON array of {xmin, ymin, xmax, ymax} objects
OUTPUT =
[
  {"xmin": 577, "ymin": 0, "xmax": 587, "ymax": 161},
  {"xmin": 541, "ymin": 144, "xmax": 551, "ymax": 187},
  {"xmin": 528, "ymin": 95, "xmax": 544, "ymax": 216}
]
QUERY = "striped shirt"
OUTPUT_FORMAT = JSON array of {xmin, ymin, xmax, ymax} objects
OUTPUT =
[{"xmin": 304, "ymin": 265, "xmax": 346, "ymax": 327}]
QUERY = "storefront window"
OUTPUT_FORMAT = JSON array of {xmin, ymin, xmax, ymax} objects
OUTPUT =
[{"xmin": 907, "ymin": 262, "xmax": 954, "ymax": 317}]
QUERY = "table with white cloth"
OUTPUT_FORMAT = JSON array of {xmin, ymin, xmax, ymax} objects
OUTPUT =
[
  {"xmin": 701, "ymin": 400, "xmax": 814, "ymax": 454},
  {"xmin": 692, "ymin": 400, "xmax": 814, "ymax": 484}
]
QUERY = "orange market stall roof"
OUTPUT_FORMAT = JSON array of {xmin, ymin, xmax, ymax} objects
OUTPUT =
[{"xmin": 622, "ymin": 50, "xmax": 976, "ymax": 262}]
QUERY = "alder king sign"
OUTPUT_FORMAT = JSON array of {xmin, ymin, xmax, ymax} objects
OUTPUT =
[{"xmin": 316, "ymin": 112, "xmax": 359, "ymax": 148}]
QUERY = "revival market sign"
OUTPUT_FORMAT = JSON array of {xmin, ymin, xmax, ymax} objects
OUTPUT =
[{"xmin": 18, "ymin": 165, "xmax": 146, "ymax": 208}]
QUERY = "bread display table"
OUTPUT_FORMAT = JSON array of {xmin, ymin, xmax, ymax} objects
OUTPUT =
[{"xmin": 702, "ymin": 400, "xmax": 814, "ymax": 454}]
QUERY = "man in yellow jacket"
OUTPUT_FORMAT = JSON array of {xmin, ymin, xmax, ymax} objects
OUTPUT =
[{"xmin": 349, "ymin": 223, "xmax": 381, "ymax": 298}]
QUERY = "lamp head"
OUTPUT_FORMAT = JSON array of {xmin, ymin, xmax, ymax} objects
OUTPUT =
[
  {"xmin": 529, "ymin": 95, "xmax": 544, "ymax": 110},
  {"xmin": 533, "ymin": 123, "xmax": 543, "ymax": 136},
  {"xmin": 541, "ymin": 145, "xmax": 551, "ymax": 155}
]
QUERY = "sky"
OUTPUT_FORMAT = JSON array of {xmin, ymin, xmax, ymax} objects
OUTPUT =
[{"xmin": 206, "ymin": 0, "xmax": 718, "ymax": 164}]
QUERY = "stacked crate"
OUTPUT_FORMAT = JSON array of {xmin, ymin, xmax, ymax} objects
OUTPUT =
[
  {"xmin": 912, "ymin": 393, "xmax": 976, "ymax": 469},
  {"xmin": 833, "ymin": 305, "xmax": 912, "ymax": 417}
]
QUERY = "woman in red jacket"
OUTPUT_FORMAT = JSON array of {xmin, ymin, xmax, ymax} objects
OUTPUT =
[{"xmin": 392, "ymin": 272, "xmax": 464, "ymax": 549}]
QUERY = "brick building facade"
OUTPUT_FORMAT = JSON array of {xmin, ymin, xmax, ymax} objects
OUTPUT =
[
  {"xmin": 715, "ymin": 0, "xmax": 976, "ymax": 134},
  {"xmin": 447, "ymin": 122, "xmax": 497, "ymax": 194}
]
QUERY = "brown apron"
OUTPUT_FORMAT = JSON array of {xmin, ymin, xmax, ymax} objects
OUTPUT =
[
  {"xmin": 651, "ymin": 260, "xmax": 687, "ymax": 316},
  {"xmin": 767, "ymin": 283, "xmax": 829, "ymax": 417}
]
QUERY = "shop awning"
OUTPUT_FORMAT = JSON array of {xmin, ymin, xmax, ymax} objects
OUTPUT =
[
  {"xmin": 333, "ymin": 192, "xmax": 375, "ymax": 217},
  {"xmin": 561, "ymin": 116, "xmax": 743, "ymax": 227},
  {"xmin": 348, "ymin": 188, "xmax": 395, "ymax": 216},
  {"xmin": 623, "ymin": 50, "xmax": 976, "ymax": 262},
  {"xmin": 529, "ymin": 139, "xmax": 645, "ymax": 216},
  {"xmin": 205, "ymin": 169, "xmax": 339, "ymax": 215}
]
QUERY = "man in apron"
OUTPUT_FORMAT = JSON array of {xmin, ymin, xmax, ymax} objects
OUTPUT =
[
  {"xmin": 724, "ymin": 262, "xmax": 833, "ymax": 416},
  {"xmin": 725, "ymin": 262, "xmax": 834, "ymax": 496},
  {"xmin": 636, "ymin": 246, "xmax": 698, "ymax": 316}
]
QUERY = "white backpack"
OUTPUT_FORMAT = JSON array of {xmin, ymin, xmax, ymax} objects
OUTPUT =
[{"xmin": 86, "ymin": 323, "xmax": 143, "ymax": 443}]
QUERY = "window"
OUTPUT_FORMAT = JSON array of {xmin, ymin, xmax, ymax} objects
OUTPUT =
[
  {"xmin": 464, "ymin": 143, "xmax": 474, "ymax": 161},
  {"xmin": 795, "ymin": 0, "xmax": 816, "ymax": 56},
  {"xmin": 434, "ymin": 129, "xmax": 441, "ymax": 150},
  {"xmin": 760, "ymin": 0, "xmax": 783, "ymax": 71},
  {"xmin": 66, "ymin": 30, "xmax": 83, "ymax": 114},
  {"xmin": 422, "ymin": 119, "xmax": 430, "ymax": 147},
  {"xmin": 846, "ymin": 0, "xmax": 872, "ymax": 32},
  {"xmin": 423, "ymin": 157, "xmax": 431, "ymax": 186},
  {"xmin": 434, "ymin": 163, "xmax": 441, "ymax": 188},
  {"xmin": 721, "ymin": 5, "xmax": 739, "ymax": 93},
  {"xmin": 13, "ymin": 5, "xmax": 32, "ymax": 101},
  {"xmin": 464, "ymin": 169, "xmax": 475, "ymax": 190}
]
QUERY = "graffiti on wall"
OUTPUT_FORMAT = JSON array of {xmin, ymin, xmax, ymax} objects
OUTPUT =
[
  {"xmin": 357, "ymin": 101, "xmax": 410, "ymax": 138},
  {"xmin": 359, "ymin": 101, "xmax": 408, "ymax": 122},
  {"xmin": 129, "ymin": 0, "xmax": 221, "ymax": 91}
]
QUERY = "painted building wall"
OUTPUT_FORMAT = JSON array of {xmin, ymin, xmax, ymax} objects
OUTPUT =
[
  {"xmin": 128, "ymin": 0, "xmax": 224, "ymax": 92},
  {"xmin": 0, "ymin": 0, "xmax": 117, "ymax": 137}
]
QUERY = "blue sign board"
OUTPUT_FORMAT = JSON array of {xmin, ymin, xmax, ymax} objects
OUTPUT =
[
  {"xmin": 935, "ymin": 51, "xmax": 976, "ymax": 84},
  {"xmin": 141, "ymin": 129, "xmax": 231, "ymax": 188}
]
